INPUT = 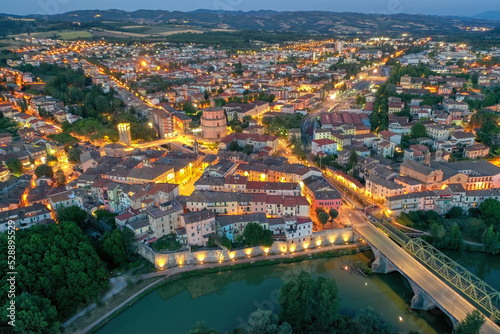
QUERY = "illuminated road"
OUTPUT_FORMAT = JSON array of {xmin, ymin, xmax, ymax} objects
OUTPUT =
[{"xmin": 348, "ymin": 207, "xmax": 500, "ymax": 334}]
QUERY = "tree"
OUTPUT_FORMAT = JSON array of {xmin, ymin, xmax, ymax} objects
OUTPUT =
[
  {"xmin": 455, "ymin": 310, "xmax": 485, "ymax": 334},
  {"xmin": 243, "ymin": 223, "xmax": 273, "ymax": 247},
  {"xmin": 318, "ymin": 211, "xmax": 330, "ymax": 227},
  {"xmin": 67, "ymin": 147, "xmax": 82, "ymax": 164},
  {"xmin": 122, "ymin": 227, "xmax": 138, "ymax": 259},
  {"xmin": 410, "ymin": 122, "xmax": 428, "ymax": 139},
  {"xmin": 34, "ymin": 164, "xmax": 54, "ymax": 178},
  {"xmin": 228, "ymin": 141, "xmax": 241, "ymax": 152},
  {"xmin": 329, "ymin": 209, "xmax": 339, "ymax": 223},
  {"xmin": 430, "ymin": 222, "xmax": 445, "ymax": 247},
  {"xmin": 311, "ymin": 276, "xmax": 339, "ymax": 332},
  {"xmin": 183, "ymin": 102, "xmax": 197, "ymax": 114},
  {"xmin": 243, "ymin": 144, "xmax": 253, "ymax": 155},
  {"xmin": 445, "ymin": 223, "xmax": 463, "ymax": 250},
  {"xmin": 1, "ymin": 293, "xmax": 60, "ymax": 334},
  {"xmin": 243, "ymin": 309, "xmax": 292, "ymax": 334},
  {"xmin": 46, "ymin": 154, "xmax": 58, "ymax": 166},
  {"xmin": 479, "ymin": 199, "xmax": 500, "ymax": 228},
  {"xmin": 220, "ymin": 236, "xmax": 232, "ymax": 250},
  {"xmin": 445, "ymin": 206, "xmax": 463, "ymax": 219},
  {"xmin": 56, "ymin": 205, "xmax": 88, "ymax": 227},
  {"xmin": 352, "ymin": 307, "xmax": 391, "ymax": 334},
  {"xmin": 55, "ymin": 168, "xmax": 66, "ymax": 186},
  {"xmin": 482, "ymin": 225, "xmax": 500, "ymax": 255},
  {"xmin": 5, "ymin": 157, "xmax": 22, "ymax": 175},
  {"xmin": 347, "ymin": 150, "xmax": 358, "ymax": 170},
  {"xmin": 279, "ymin": 271, "xmax": 340, "ymax": 333},
  {"xmin": 369, "ymin": 111, "xmax": 379, "ymax": 131},
  {"xmin": 0, "ymin": 222, "xmax": 109, "ymax": 319},
  {"xmin": 355, "ymin": 94, "xmax": 366, "ymax": 105},
  {"xmin": 279, "ymin": 271, "xmax": 314, "ymax": 332},
  {"xmin": 48, "ymin": 132, "xmax": 76, "ymax": 147},
  {"xmin": 101, "ymin": 229, "xmax": 128, "ymax": 267},
  {"xmin": 188, "ymin": 321, "xmax": 220, "ymax": 334}
]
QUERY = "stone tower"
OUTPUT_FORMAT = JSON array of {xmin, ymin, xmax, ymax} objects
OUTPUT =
[{"xmin": 118, "ymin": 123, "xmax": 132, "ymax": 146}]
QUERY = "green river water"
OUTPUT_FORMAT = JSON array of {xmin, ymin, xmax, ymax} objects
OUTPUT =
[{"xmin": 96, "ymin": 250, "xmax": 500, "ymax": 334}]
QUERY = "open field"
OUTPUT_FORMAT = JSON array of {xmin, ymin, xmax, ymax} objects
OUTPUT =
[
  {"xmin": 91, "ymin": 25, "xmax": 235, "ymax": 39},
  {"xmin": 0, "ymin": 38, "xmax": 35, "ymax": 50},
  {"xmin": 11, "ymin": 30, "xmax": 93, "ymax": 40},
  {"xmin": 57, "ymin": 30, "xmax": 93, "ymax": 40}
]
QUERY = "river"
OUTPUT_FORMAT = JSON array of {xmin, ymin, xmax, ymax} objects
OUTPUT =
[
  {"xmin": 443, "ymin": 250, "xmax": 500, "ymax": 290},
  {"xmin": 98, "ymin": 251, "xmax": 456, "ymax": 334}
]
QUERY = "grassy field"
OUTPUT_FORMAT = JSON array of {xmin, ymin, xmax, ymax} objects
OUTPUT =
[
  {"xmin": 0, "ymin": 38, "xmax": 33, "ymax": 50},
  {"xmin": 57, "ymin": 30, "xmax": 93, "ymax": 40},
  {"xmin": 93, "ymin": 27, "xmax": 205, "ymax": 38},
  {"xmin": 13, "ymin": 30, "xmax": 93, "ymax": 40}
]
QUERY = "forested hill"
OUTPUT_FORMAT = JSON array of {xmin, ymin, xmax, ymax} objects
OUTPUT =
[{"xmin": 1, "ymin": 9, "xmax": 498, "ymax": 36}]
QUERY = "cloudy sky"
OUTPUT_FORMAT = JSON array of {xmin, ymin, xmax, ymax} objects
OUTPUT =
[{"xmin": 3, "ymin": 0, "xmax": 499, "ymax": 17}]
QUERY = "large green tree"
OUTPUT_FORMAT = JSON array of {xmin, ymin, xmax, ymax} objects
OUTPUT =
[
  {"xmin": 5, "ymin": 157, "xmax": 22, "ymax": 175},
  {"xmin": 410, "ymin": 122, "xmax": 428, "ymax": 139},
  {"xmin": 67, "ymin": 147, "xmax": 82, "ymax": 164},
  {"xmin": 1, "ymin": 293, "xmax": 60, "ymax": 334},
  {"xmin": 329, "ymin": 209, "xmax": 339, "ymax": 222},
  {"xmin": 352, "ymin": 307, "xmax": 391, "ymax": 334},
  {"xmin": 34, "ymin": 164, "xmax": 54, "ymax": 178},
  {"xmin": 445, "ymin": 206, "xmax": 463, "ymax": 219},
  {"xmin": 188, "ymin": 321, "xmax": 219, "ymax": 334},
  {"xmin": 0, "ymin": 222, "xmax": 109, "ymax": 320},
  {"xmin": 347, "ymin": 150, "xmax": 358, "ymax": 170},
  {"xmin": 445, "ymin": 223, "xmax": 463, "ymax": 250},
  {"xmin": 279, "ymin": 271, "xmax": 340, "ymax": 333},
  {"xmin": 279, "ymin": 271, "xmax": 313, "ymax": 332},
  {"xmin": 317, "ymin": 211, "xmax": 330, "ymax": 227},
  {"xmin": 243, "ymin": 309, "xmax": 292, "ymax": 334},
  {"xmin": 479, "ymin": 199, "xmax": 500, "ymax": 228},
  {"xmin": 101, "ymin": 229, "xmax": 127, "ymax": 267},
  {"xmin": 430, "ymin": 223, "xmax": 445, "ymax": 247},
  {"xmin": 482, "ymin": 225, "xmax": 500, "ymax": 255},
  {"xmin": 243, "ymin": 223, "xmax": 273, "ymax": 247},
  {"xmin": 56, "ymin": 205, "xmax": 88, "ymax": 227},
  {"xmin": 311, "ymin": 277, "xmax": 340, "ymax": 332},
  {"xmin": 455, "ymin": 310, "xmax": 485, "ymax": 334},
  {"xmin": 55, "ymin": 169, "xmax": 66, "ymax": 187}
]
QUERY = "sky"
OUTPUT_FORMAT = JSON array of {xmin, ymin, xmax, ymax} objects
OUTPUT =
[{"xmin": 2, "ymin": 0, "xmax": 500, "ymax": 17}]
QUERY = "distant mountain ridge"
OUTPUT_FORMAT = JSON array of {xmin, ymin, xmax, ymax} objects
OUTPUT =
[
  {"xmin": 472, "ymin": 11, "xmax": 500, "ymax": 21},
  {"xmin": 0, "ymin": 9, "xmax": 498, "ymax": 37}
]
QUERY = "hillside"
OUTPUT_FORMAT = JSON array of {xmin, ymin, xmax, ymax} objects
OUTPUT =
[
  {"xmin": 0, "ymin": 9, "xmax": 498, "ymax": 37},
  {"xmin": 473, "ymin": 11, "xmax": 500, "ymax": 21}
]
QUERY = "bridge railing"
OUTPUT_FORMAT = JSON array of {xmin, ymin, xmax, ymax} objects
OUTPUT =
[
  {"xmin": 373, "ymin": 219, "xmax": 500, "ymax": 322},
  {"xmin": 372, "ymin": 221, "xmax": 411, "ymax": 247},
  {"xmin": 405, "ymin": 238, "xmax": 500, "ymax": 322}
]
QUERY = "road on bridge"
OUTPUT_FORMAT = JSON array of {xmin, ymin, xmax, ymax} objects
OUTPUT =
[{"xmin": 346, "ymin": 207, "xmax": 500, "ymax": 334}]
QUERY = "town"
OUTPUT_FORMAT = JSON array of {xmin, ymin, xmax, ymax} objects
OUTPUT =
[{"xmin": 1, "ymin": 17, "xmax": 500, "ymax": 334}]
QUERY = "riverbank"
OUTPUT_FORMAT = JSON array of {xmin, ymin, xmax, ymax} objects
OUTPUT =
[{"xmin": 66, "ymin": 243, "xmax": 366, "ymax": 334}]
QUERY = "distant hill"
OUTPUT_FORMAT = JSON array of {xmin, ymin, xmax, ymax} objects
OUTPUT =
[
  {"xmin": 472, "ymin": 11, "xmax": 500, "ymax": 21},
  {"xmin": 1, "ymin": 9, "xmax": 499, "ymax": 43},
  {"xmin": 0, "ymin": 9, "xmax": 497, "ymax": 36}
]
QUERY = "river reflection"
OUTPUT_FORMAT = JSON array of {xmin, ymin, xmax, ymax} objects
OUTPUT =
[{"xmin": 98, "ymin": 252, "xmax": 453, "ymax": 334}]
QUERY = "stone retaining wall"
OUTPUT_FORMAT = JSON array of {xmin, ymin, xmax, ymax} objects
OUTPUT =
[{"xmin": 138, "ymin": 228, "xmax": 355, "ymax": 269}]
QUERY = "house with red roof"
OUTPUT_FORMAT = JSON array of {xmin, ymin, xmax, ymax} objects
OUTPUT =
[{"xmin": 311, "ymin": 138, "xmax": 337, "ymax": 156}]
